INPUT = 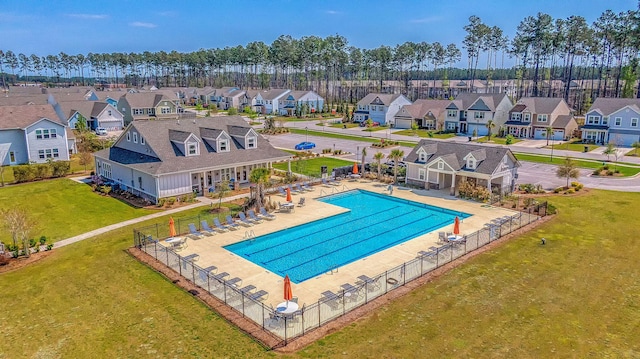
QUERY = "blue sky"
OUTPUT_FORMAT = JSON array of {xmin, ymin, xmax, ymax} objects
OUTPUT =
[{"xmin": 0, "ymin": 0, "xmax": 636, "ymax": 58}]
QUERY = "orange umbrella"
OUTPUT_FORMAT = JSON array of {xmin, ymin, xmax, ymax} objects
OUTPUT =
[
  {"xmin": 352, "ymin": 162, "xmax": 359, "ymax": 175},
  {"xmin": 284, "ymin": 275, "xmax": 293, "ymax": 302},
  {"xmin": 286, "ymin": 187, "xmax": 292, "ymax": 202},
  {"xmin": 453, "ymin": 216, "xmax": 460, "ymax": 235},
  {"xmin": 169, "ymin": 217, "xmax": 177, "ymax": 237}
]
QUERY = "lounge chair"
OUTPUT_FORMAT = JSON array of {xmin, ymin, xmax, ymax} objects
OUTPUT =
[
  {"xmin": 302, "ymin": 182, "xmax": 314, "ymax": 191},
  {"xmin": 225, "ymin": 215, "xmax": 240, "ymax": 230},
  {"xmin": 321, "ymin": 290, "xmax": 340, "ymax": 309},
  {"xmin": 247, "ymin": 210, "xmax": 264, "ymax": 223},
  {"xmin": 259, "ymin": 207, "xmax": 276, "ymax": 220},
  {"xmin": 418, "ymin": 250, "xmax": 437, "ymax": 260},
  {"xmin": 438, "ymin": 231, "xmax": 447, "ymax": 243},
  {"xmin": 187, "ymin": 223, "xmax": 208, "ymax": 239},
  {"xmin": 202, "ymin": 265, "xmax": 217, "ymax": 274},
  {"xmin": 297, "ymin": 197, "xmax": 306, "ymax": 207},
  {"xmin": 182, "ymin": 253, "xmax": 200, "ymax": 262},
  {"xmin": 277, "ymin": 186, "xmax": 287, "ymax": 196},
  {"xmin": 213, "ymin": 272, "xmax": 230, "ymax": 281},
  {"xmin": 226, "ymin": 277, "xmax": 242, "ymax": 287},
  {"xmin": 294, "ymin": 183, "xmax": 306, "ymax": 193},
  {"xmin": 239, "ymin": 284, "xmax": 256, "ymax": 294},
  {"xmin": 357, "ymin": 275, "xmax": 381, "ymax": 289},
  {"xmin": 249, "ymin": 290, "xmax": 269, "ymax": 301},
  {"xmin": 237, "ymin": 212, "xmax": 255, "ymax": 226},
  {"xmin": 200, "ymin": 220, "xmax": 217, "ymax": 235},
  {"xmin": 321, "ymin": 178, "xmax": 332, "ymax": 187},
  {"xmin": 340, "ymin": 283, "xmax": 359, "ymax": 298},
  {"xmin": 213, "ymin": 217, "xmax": 230, "ymax": 232}
]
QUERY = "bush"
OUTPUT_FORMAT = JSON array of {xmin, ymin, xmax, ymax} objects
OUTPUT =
[
  {"xmin": 157, "ymin": 198, "xmax": 166, "ymax": 207},
  {"xmin": 227, "ymin": 107, "xmax": 238, "ymax": 116},
  {"xmin": 554, "ymin": 187, "xmax": 563, "ymax": 193},
  {"xmin": 505, "ymin": 134, "xmax": 515, "ymax": 145},
  {"xmin": 166, "ymin": 197, "xmax": 176, "ymax": 206},
  {"xmin": 546, "ymin": 203, "xmax": 558, "ymax": 215},
  {"xmin": 29, "ymin": 238, "xmax": 37, "ymax": 248},
  {"xmin": 46, "ymin": 243, "xmax": 54, "ymax": 251},
  {"xmin": 39, "ymin": 236, "xmax": 47, "ymax": 245},
  {"xmin": 565, "ymin": 188, "xmax": 575, "ymax": 194}
]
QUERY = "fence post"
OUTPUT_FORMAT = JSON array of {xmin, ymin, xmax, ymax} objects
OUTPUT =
[
  {"xmin": 155, "ymin": 223, "xmax": 159, "ymax": 240},
  {"xmin": 318, "ymin": 300, "xmax": 321, "ymax": 327},
  {"xmin": 154, "ymin": 241, "xmax": 157, "ymax": 259},
  {"xmin": 178, "ymin": 258, "xmax": 182, "ymax": 276},
  {"xmin": 165, "ymin": 246, "xmax": 169, "ymax": 265}
]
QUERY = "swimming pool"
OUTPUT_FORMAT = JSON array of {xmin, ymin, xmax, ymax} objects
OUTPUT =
[{"xmin": 224, "ymin": 190, "xmax": 471, "ymax": 283}]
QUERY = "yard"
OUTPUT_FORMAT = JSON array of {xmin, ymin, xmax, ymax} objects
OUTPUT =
[
  {"xmin": 545, "ymin": 140, "xmax": 599, "ymax": 152},
  {"xmin": 514, "ymin": 153, "xmax": 640, "ymax": 176},
  {"xmin": 393, "ymin": 129, "xmax": 457, "ymax": 139},
  {"xmin": 272, "ymin": 157, "xmax": 355, "ymax": 177},
  {"xmin": 1, "ymin": 190, "xmax": 639, "ymax": 357},
  {"xmin": 288, "ymin": 128, "xmax": 418, "ymax": 148},
  {"xmin": 475, "ymin": 136, "xmax": 523, "ymax": 145},
  {"xmin": 0, "ymin": 154, "xmax": 95, "ymax": 185},
  {"xmin": 0, "ymin": 179, "xmax": 156, "ymax": 244}
]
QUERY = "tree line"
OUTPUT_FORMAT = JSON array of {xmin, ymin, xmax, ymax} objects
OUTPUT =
[{"xmin": 1, "ymin": 5, "xmax": 639, "ymax": 108}]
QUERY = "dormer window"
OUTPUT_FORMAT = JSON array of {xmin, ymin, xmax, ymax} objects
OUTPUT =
[
  {"xmin": 418, "ymin": 151, "xmax": 427, "ymax": 162},
  {"xmin": 187, "ymin": 142, "xmax": 199, "ymax": 156},
  {"xmin": 141, "ymin": 136, "xmax": 145, "ymax": 145},
  {"xmin": 133, "ymin": 132, "xmax": 138, "ymax": 143},
  {"xmin": 247, "ymin": 136, "xmax": 257, "ymax": 149},
  {"xmin": 219, "ymin": 139, "xmax": 229, "ymax": 152},
  {"xmin": 467, "ymin": 158, "xmax": 476, "ymax": 169},
  {"xmin": 126, "ymin": 132, "xmax": 131, "ymax": 141}
]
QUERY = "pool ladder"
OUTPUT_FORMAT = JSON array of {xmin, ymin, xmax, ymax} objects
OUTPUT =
[
  {"xmin": 244, "ymin": 230, "xmax": 256, "ymax": 241},
  {"xmin": 327, "ymin": 264, "xmax": 339, "ymax": 274}
]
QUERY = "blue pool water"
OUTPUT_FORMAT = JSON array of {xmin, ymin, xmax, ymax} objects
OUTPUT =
[{"xmin": 224, "ymin": 190, "xmax": 471, "ymax": 283}]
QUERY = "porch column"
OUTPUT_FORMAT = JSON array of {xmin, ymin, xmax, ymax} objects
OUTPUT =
[
  {"xmin": 450, "ymin": 172, "xmax": 456, "ymax": 196},
  {"xmin": 425, "ymin": 168, "xmax": 430, "ymax": 190},
  {"xmin": 487, "ymin": 178, "xmax": 492, "ymax": 192}
]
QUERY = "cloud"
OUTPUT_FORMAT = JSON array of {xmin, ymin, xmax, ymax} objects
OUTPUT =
[
  {"xmin": 130, "ymin": 21, "xmax": 157, "ymax": 28},
  {"xmin": 410, "ymin": 16, "xmax": 441, "ymax": 24},
  {"xmin": 326, "ymin": 10, "xmax": 341, "ymax": 15},
  {"xmin": 66, "ymin": 13, "xmax": 109, "ymax": 19}
]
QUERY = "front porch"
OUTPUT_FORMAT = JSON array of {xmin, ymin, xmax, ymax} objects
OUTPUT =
[
  {"xmin": 506, "ymin": 124, "xmax": 532, "ymax": 138},
  {"xmin": 410, "ymin": 168, "xmax": 514, "ymax": 197},
  {"xmin": 190, "ymin": 163, "xmax": 271, "ymax": 196}
]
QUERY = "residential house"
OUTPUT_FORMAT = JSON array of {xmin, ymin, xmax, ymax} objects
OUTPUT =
[
  {"xmin": 255, "ymin": 89, "xmax": 291, "ymax": 114},
  {"xmin": 0, "ymin": 94, "xmax": 50, "ymax": 106},
  {"xmin": 393, "ymin": 99, "xmax": 451, "ymax": 130},
  {"xmin": 444, "ymin": 93, "xmax": 512, "ymax": 135},
  {"xmin": 581, "ymin": 98, "xmax": 640, "ymax": 146},
  {"xmin": 405, "ymin": 139, "xmax": 520, "ymax": 196},
  {"xmin": 93, "ymin": 116, "xmax": 291, "ymax": 204},
  {"xmin": 279, "ymin": 90, "xmax": 325, "ymax": 116},
  {"xmin": 204, "ymin": 87, "xmax": 240, "ymax": 109},
  {"xmin": 353, "ymin": 93, "xmax": 411, "ymax": 126},
  {"xmin": 54, "ymin": 100, "xmax": 124, "ymax": 131},
  {"xmin": 0, "ymin": 104, "xmax": 70, "ymax": 165},
  {"xmin": 117, "ymin": 92, "xmax": 179, "ymax": 125},
  {"xmin": 505, "ymin": 98, "xmax": 577, "ymax": 141}
]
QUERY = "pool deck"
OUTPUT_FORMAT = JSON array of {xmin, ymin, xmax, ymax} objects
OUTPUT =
[{"xmin": 160, "ymin": 181, "xmax": 518, "ymax": 308}]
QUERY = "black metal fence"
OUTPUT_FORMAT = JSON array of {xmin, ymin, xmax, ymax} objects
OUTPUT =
[{"xmin": 133, "ymin": 205, "xmax": 545, "ymax": 347}]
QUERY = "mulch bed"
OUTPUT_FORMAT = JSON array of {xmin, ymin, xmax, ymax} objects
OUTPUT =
[
  {"xmin": 127, "ymin": 215, "xmax": 553, "ymax": 353},
  {"xmin": 0, "ymin": 251, "xmax": 55, "ymax": 274}
]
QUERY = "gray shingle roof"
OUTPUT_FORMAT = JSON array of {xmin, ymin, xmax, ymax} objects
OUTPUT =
[
  {"xmin": 405, "ymin": 139, "xmax": 518, "ymax": 174},
  {"xmin": 95, "ymin": 116, "xmax": 291, "ymax": 176},
  {"xmin": 120, "ymin": 93, "xmax": 173, "ymax": 108},
  {"xmin": 447, "ymin": 93, "xmax": 509, "ymax": 112},
  {"xmin": 0, "ymin": 94, "xmax": 50, "ymax": 106},
  {"xmin": 396, "ymin": 99, "xmax": 450, "ymax": 119},
  {"xmin": 513, "ymin": 97, "xmax": 565, "ymax": 114},
  {"xmin": 0, "ymin": 104, "xmax": 64, "ymax": 129},
  {"xmin": 589, "ymin": 98, "xmax": 640, "ymax": 116},
  {"xmin": 259, "ymin": 89, "xmax": 290, "ymax": 100},
  {"xmin": 357, "ymin": 93, "xmax": 406, "ymax": 106}
]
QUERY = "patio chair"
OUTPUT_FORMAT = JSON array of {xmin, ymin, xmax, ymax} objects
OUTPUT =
[
  {"xmin": 145, "ymin": 235, "xmax": 158, "ymax": 243},
  {"xmin": 225, "ymin": 215, "xmax": 240, "ymax": 230},
  {"xmin": 321, "ymin": 290, "xmax": 340, "ymax": 309},
  {"xmin": 226, "ymin": 277, "xmax": 242, "ymax": 287},
  {"xmin": 294, "ymin": 183, "xmax": 307, "ymax": 193},
  {"xmin": 237, "ymin": 212, "xmax": 255, "ymax": 226},
  {"xmin": 239, "ymin": 284, "xmax": 256, "ymax": 295},
  {"xmin": 259, "ymin": 207, "xmax": 276, "ymax": 220},
  {"xmin": 247, "ymin": 210, "xmax": 264, "ymax": 223},
  {"xmin": 277, "ymin": 186, "xmax": 287, "ymax": 196},
  {"xmin": 187, "ymin": 223, "xmax": 207, "ymax": 239},
  {"xmin": 321, "ymin": 178, "xmax": 332, "ymax": 187},
  {"xmin": 213, "ymin": 272, "xmax": 230, "ymax": 281},
  {"xmin": 418, "ymin": 250, "xmax": 437, "ymax": 260},
  {"xmin": 213, "ymin": 217, "xmax": 230, "ymax": 232},
  {"xmin": 200, "ymin": 220, "xmax": 217, "ymax": 235},
  {"xmin": 266, "ymin": 308, "xmax": 284, "ymax": 328},
  {"xmin": 340, "ymin": 283, "xmax": 360, "ymax": 299},
  {"xmin": 357, "ymin": 274, "xmax": 381, "ymax": 290},
  {"xmin": 438, "ymin": 231, "xmax": 447, "ymax": 243},
  {"xmin": 249, "ymin": 290, "xmax": 269, "ymax": 301},
  {"xmin": 171, "ymin": 237, "xmax": 187, "ymax": 251},
  {"xmin": 302, "ymin": 182, "xmax": 314, "ymax": 191},
  {"xmin": 297, "ymin": 197, "xmax": 306, "ymax": 207},
  {"xmin": 288, "ymin": 184, "xmax": 301, "ymax": 194},
  {"xmin": 202, "ymin": 265, "xmax": 217, "ymax": 274}
]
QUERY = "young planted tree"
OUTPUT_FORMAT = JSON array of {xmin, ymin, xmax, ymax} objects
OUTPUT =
[
  {"xmin": 485, "ymin": 120, "xmax": 496, "ymax": 142},
  {"xmin": 373, "ymin": 152, "xmax": 384, "ymax": 180},
  {"xmin": 1, "ymin": 208, "xmax": 33, "ymax": 257},
  {"xmin": 556, "ymin": 157, "xmax": 580, "ymax": 188},
  {"xmin": 360, "ymin": 146, "xmax": 367, "ymax": 174},
  {"xmin": 216, "ymin": 180, "xmax": 230, "ymax": 209},
  {"xmin": 78, "ymin": 151, "xmax": 93, "ymax": 172},
  {"xmin": 387, "ymin": 149, "xmax": 405, "ymax": 184},
  {"xmin": 544, "ymin": 126, "xmax": 554, "ymax": 146},
  {"xmin": 603, "ymin": 142, "xmax": 616, "ymax": 161}
]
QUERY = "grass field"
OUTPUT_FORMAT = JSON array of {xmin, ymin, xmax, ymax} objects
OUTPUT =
[
  {"xmin": 514, "ymin": 153, "xmax": 640, "ymax": 176},
  {"xmin": 475, "ymin": 136, "xmax": 523, "ymax": 145},
  {"xmin": 0, "ymin": 154, "xmax": 95, "ymax": 184},
  {"xmin": 1, "ymin": 190, "xmax": 639, "ymax": 357},
  {"xmin": 272, "ymin": 157, "xmax": 354, "ymax": 177},
  {"xmin": 0, "ymin": 179, "xmax": 156, "ymax": 244},
  {"xmin": 393, "ymin": 129, "xmax": 457, "ymax": 139},
  {"xmin": 289, "ymin": 128, "xmax": 418, "ymax": 148},
  {"xmin": 545, "ymin": 141, "xmax": 599, "ymax": 152}
]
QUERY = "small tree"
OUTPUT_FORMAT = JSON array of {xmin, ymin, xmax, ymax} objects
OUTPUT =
[
  {"xmin": 227, "ymin": 107, "xmax": 238, "ymax": 116},
  {"xmin": 249, "ymin": 167, "xmax": 271, "ymax": 211},
  {"xmin": 544, "ymin": 126, "xmax": 554, "ymax": 146},
  {"xmin": 216, "ymin": 180, "xmax": 230, "ymax": 209},
  {"xmin": 603, "ymin": 143, "xmax": 616, "ymax": 162},
  {"xmin": 485, "ymin": 120, "xmax": 496, "ymax": 142},
  {"xmin": 373, "ymin": 152, "xmax": 384, "ymax": 179},
  {"xmin": 411, "ymin": 122, "xmax": 419, "ymax": 136},
  {"xmin": 556, "ymin": 157, "xmax": 580, "ymax": 188},
  {"xmin": 78, "ymin": 151, "xmax": 93, "ymax": 172},
  {"xmin": 387, "ymin": 149, "xmax": 405, "ymax": 184},
  {"xmin": 361, "ymin": 146, "xmax": 367, "ymax": 174},
  {"xmin": 1, "ymin": 208, "xmax": 33, "ymax": 257}
]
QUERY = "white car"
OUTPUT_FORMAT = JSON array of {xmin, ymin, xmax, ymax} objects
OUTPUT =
[{"xmin": 95, "ymin": 127, "xmax": 108, "ymax": 136}]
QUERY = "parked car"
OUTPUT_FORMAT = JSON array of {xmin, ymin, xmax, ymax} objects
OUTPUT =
[
  {"xmin": 294, "ymin": 142, "xmax": 316, "ymax": 150},
  {"xmin": 95, "ymin": 127, "xmax": 108, "ymax": 136}
]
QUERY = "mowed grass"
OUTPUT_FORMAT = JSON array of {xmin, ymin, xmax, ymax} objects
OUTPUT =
[
  {"xmin": 0, "ymin": 179, "xmax": 156, "ymax": 243},
  {"xmin": 545, "ymin": 141, "xmax": 599, "ymax": 152},
  {"xmin": 1, "ymin": 190, "xmax": 639, "ymax": 357},
  {"xmin": 289, "ymin": 128, "xmax": 418, "ymax": 148},
  {"xmin": 476, "ymin": 136, "xmax": 523, "ymax": 145},
  {"xmin": 393, "ymin": 129, "xmax": 457, "ymax": 139},
  {"xmin": 0, "ymin": 154, "xmax": 95, "ymax": 184},
  {"xmin": 273, "ymin": 157, "xmax": 354, "ymax": 177}
]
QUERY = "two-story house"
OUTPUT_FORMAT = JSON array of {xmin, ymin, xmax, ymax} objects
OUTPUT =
[
  {"xmin": 258, "ymin": 89, "xmax": 291, "ymax": 115},
  {"xmin": 393, "ymin": 99, "xmax": 451, "ymax": 130},
  {"xmin": 117, "ymin": 93, "xmax": 179, "ymax": 125},
  {"xmin": 0, "ymin": 104, "xmax": 70, "ymax": 165},
  {"xmin": 204, "ymin": 87, "xmax": 240, "ymax": 109},
  {"xmin": 92, "ymin": 116, "xmax": 291, "ymax": 204},
  {"xmin": 279, "ymin": 90, "xmax": 325, "ymax": 116},
  {"xmin": 444, "ymin": 93, "xmax": 512, "ymax": 135},
  {"xmin": 54, "ymin": 100, "xmax": 124, "ymax": 131},
  {"xmin": 404, "ymin": 139, "xmax": 520, "ymax": 196},
  {"xmin": 581, "ymin": 98, "xmax": 640, "ymax": 146},
  {"xmin": 353, "ymin": 93, "xmax": 412, "ymax": 126},
  {"xmin": 505, "ymin": 98, "xmax": 577, "ymax": 140}
]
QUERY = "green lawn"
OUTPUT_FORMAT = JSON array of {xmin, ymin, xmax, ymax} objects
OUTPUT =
[
  {"xmin": 2, "ymin": 190, "xmax": 640, "ymax": 357},
  {"xmin": 545, "ymin": 141, "xmax": 599, "ymax": 152},
  {"xmin": 0, "ymin": 179, "xmax": 157, "ymax": 244},
  {"xmin": 289, "ymin": 128, "xmax": 418, "ymax": 148},
  {"xmin": 475, "ymin": 136, "xmax": 523, "ymax": 145},
  {"xmin": 272, "ymin": 157, "xmax": 354, "ymax": 177},
  {"xmin": 0, "ymin": 154, "xmax": 95, "ymax": 185},
  {"xmin": 362, "ymin": 125, "xmax": 389, "ymax": 132},
  {"xmin": 514, "ymin": 153, "xmax": 640, "ymax": 176},
  {"xmin": 393, "ymin": 129, "xmax": 457, "ymax": 139},
  {"xmin": 323, "ymin": 122, "xmax": 358, "ymax": 129}
]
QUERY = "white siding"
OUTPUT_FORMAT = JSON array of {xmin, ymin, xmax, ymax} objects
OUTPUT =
[{"xmin": 159, "ymin": 173, "xmax": 192, "ymax": 198}]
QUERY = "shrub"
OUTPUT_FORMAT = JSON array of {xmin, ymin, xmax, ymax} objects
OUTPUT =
[
  {"xmin": 554, "ymin": 187, "xmax": 563, "ymax": 193},
  {"xmin": 565, "ymin": 188, "xmax": 575, "ymax": 194},
  {"xmin": 29, "ymin": 238, "xmax": 37, "ymax": 248},
  {"xmin": 570, "ymin": 181, "xmax": 580, "ymax": 187},
  {"xmin": 166, "ymin": 197, "xmax": 176, "ymax": 206},
  {"xmin": 546, "ymin": 203, "xmax": 558, "ymax": 215},
  {"xmin": 46, "ymin": 243, "xmax": 54, "ymax": 251},
  {"xmin": 427, "ymin": 131, "xmax": 434, "ymax": 138},
  {"xmin": 505, "ymin": 134, "xmax": 515, "ymax": 145},
  {"xmin": 227, "ymin": 107, "xmax": 238, "ymax": 115},
  {"xmin": 39, "ymin": 236, "xmax": 47, "ymax": 245},
  {"xmin": 157, "ymin": 198, "xmax": 166, "ymax": 207}
]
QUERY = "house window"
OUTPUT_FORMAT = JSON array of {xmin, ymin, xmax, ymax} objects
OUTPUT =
[
  {"xmin": 467, "ymin": 158, "xmax": 476, "ymax": 169},
  {"xmin": 587, "ymin": 116, "xmax": 598, "ymax": 124},
  {"xmin": 418, "ymin": 152, "xmax": 426, "ymax": 162},
  {"xmin": 141, "ymin": 136, "xmax": 145, "ymax": 145},
  {"xmin": 38, "ymin": 150, "xmax": 44, "ymax": 159},
  {"xmin": 447, "ymin": 110, "xmax": 457, "ymax": 117},
  {"xmin": 187, "ymin": 143, "xmax": 198, "ymax": 156},
  {"xmin": 602, "ymin": 117, "xmax": 609, "ymax": 125},
  {"xmin": 102, "ymin": 162, "xmax": 112, "ymax": 178},
  {"xmin": 38, "ymin": 148, "xmax": 59, "ymax": 159},
  {"xmin": 511, "ymin": 113, "xmax": 522, "ymax": 121},
  {"xmin": 418, "ymin": 168, "xmax": 426, "ymax": 180},
  {"xmin": 108, "ymin": 110, "xmax": 112, "ymax": 116},
  {"xmin": 524, "ymin": 113, "xmax": 531, "ymax": 122},
  {"xmin": 474, "ymin": 112, "xmax": 485, "ymax": 119},
  {"xmin": 50, "ymin": 129, "xmax": 57, "ymax": 138},
  {"xmin": 160, "ymin": 107, "xmax": 171, "ymax": 114},
  {"xmin": 133, "ymin": 109, "xmax": 144, "ymax": 115},
  {"xmin": 632, "ymin": 118, "xmax": 638, "ymax": 127},
  {"xmin": 219, "ymin": 139, "xmax": 229, "ymax": 152},
  {"xmin": 53, "ymin": 148, "xmax": 59, "ymax": 158},
  {"xmin": 247, "ymin": 136, "xmax": 256, "ymax": 149},
  {"xmin": 9, "ymin": 151, "xmax": 15, "ymax": 163},
  {"xmin": 378, "ymin": 106, "xmax": 384, "ymax": 111},
  {"xmin": 446, "ymin": 122, "xmax": 456, "ymax": 130},
  {"xmin": 437, "ymin": 162, "xmax": 444, "ymax": 170},
  {"xmin": 133, "ymin": 132, "xmax": 138, "ymax": 143},
  {"xmin": 126, "ymin": 132, "xmax": 131, "ymax": 141},
  {"xmin": 614, "ymin": 117, "xmax": 622, "ymax": 126},
  {"xmin": 36, "ymin": 129, "xmax": 42, "ymax": 139},
  {"xmin": 538, "ymin": 114, "xmax": 548, "ymax": 122}
]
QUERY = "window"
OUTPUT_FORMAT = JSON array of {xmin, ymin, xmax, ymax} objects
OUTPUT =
[
  {"xmin": 53, "ymin": 148, "xmax": 59, "ymax": 158},
  {"xmin": 133, "ymin": 109, "xmax": 144, "ymax": 115},
  {"xmin": 38, "ymin": 150, "xmax": 44, "ymax": 159},
  {"xmin": 538, "ymin": 114, "xmax": 548, "ymax": 122},
  {"xmin": 133, "ymin": 132, "xmax": 138, "ymax": 143},
  {"xmin": 587, "ymin": 116, "xmax": 597, "ymax": 124},
  {"xmin": 602, "ymin": 117, "xmax": 609, "ymax": 125},
  {"xmin": 474, "ymin": 112, "xmax": 485, "ymax": 119},
  {"xmin": 141, "ymin": 136, "xmax": 145, "ymax": 145},
  {"xmin": 187, "ymin": 143, "xmax": 198, "ymax": 156},
  {"xmin": 632, "ymin": 118, "xmax": 638, "ymax": 127},
  {"xmin": 50, "ymin": 129, "xmax": 57, "ymax": 138},
  {"xmin": 219, "ymin": 139, "xmax": 229, "ymax": 152},
  {"xmin": 9, "ymin": 151, "xmax": 15, "ymax": 163},
  {"xmin": 437, "ymin": 161, "xmax": 444, "ymax": 170},
  {"xmin": 446, "ymin": 122, "xmax": 456, "ymax": 130},
  {"xmin": 511, "ymin": 113, "xmax": 522, "ymax": 121},
  {"xmin": 467, "ymin": 158, "xmax": 476, "ymax": 169},
  {"xmin": 126, "ymin": 132, "xmax": 131, "ymax": 141},
  {"xmin": 418, "ymin": 152, "xmax": 427, "ymax": 162},
  {"xmin": 108, "ymin": 110, "xmax": 112, "ymax": 116},
  {"xmin": 418, "ymin": 168, "xmax": 426, "ymax": 180},
  {"xmin": 38, "ymin": 148, "xmax": 59, "ymax": 159},
  {"xmin": 36, "ymin": 129, "xmax": 42, "ymax": 139},
  {"xmin": 524, "ymin": 113, "xmax": 531, "ymax": 122},
  {"xmin": 160, "ymin": 107, "xmax": 171, "ymax": 114},
  {"xmin": 102, "ymin": 162, "xmax": 112, "ymax": 178},
  {"xmin": 614, "ymin": 117, "xmax": 622, "ymax": 126},
  {"xmin": 447, "ymin": 110, "xmax": 457, "ymax": 117},
  {"xmin": 247, "ymin": 136, "xmax": 256, "ymax": 149},
  {"xmin": 378, "ymin": 106, "xmax": 384, "ymax": 111}
]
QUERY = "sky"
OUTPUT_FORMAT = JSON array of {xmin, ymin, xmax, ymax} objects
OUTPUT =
[{"xmin": 0, "ymin": 0, "xmax": 637, "ymax": 61}]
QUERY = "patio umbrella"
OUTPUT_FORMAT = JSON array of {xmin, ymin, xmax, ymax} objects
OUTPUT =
[
  {"xmin": 286, "ymin": 187, "xmax": 292, "ymax": 202},
  {"xmin": 453, "ymin": 216, "xmax": 460, "ymax": 235},
  {"xmin": 169, "ymin": 217, "xmax": 177, "ymax": 237},
  {"xmin": 284, "ymin": 275, "xmax": 293, "ymax": 303},
  {"xmin": 352, "ymin": 162, "xmax": 359, "ymax": 175}
]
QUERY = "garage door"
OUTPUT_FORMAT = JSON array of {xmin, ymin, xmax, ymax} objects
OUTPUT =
[
  {"xmin": 609, "ymin": 133, "xmax": 637, "ymax": 147},
  {"xmin": 534, "ymin": 128, "xmax": 564, "ymax": 141},
  {"xmin": 395, "ymin": 119, "xmax": 413, "ymax": 129}
]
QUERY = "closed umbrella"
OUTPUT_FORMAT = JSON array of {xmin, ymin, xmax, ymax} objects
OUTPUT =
[
  {"xmin": 352, "ymin": 162, "xmax": 359, "ymax": 175},
  {"xmin": 453, "ymin": 216, "xmax": 460, "ymax": 235},
  {"xmin": 284, "ymin": 275, "xmax": 293, "ymax": 303},
  {"xmin": 286, "ymin": 187, "xmax": 292, "ymax": 202},
  {"xmin": 169, "ymin": 217, "xmax": 177, "ymax": 237}
]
